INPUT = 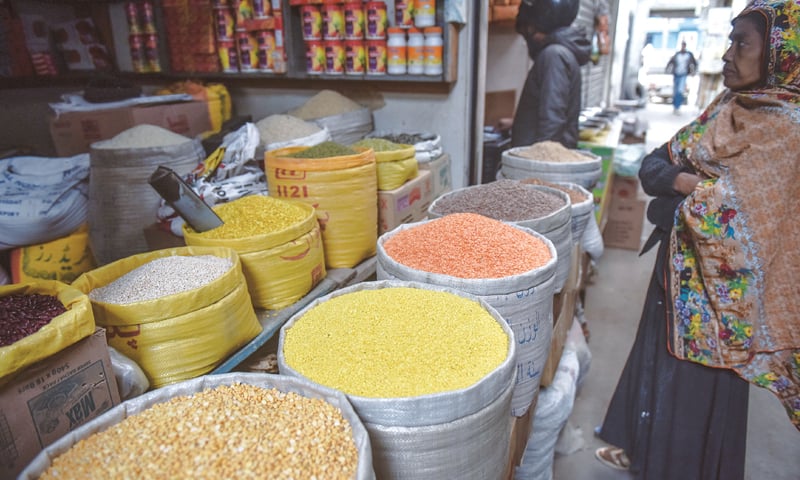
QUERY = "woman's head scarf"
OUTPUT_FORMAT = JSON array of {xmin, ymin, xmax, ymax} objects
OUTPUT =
[{"xmin": 666, "ymin": 0, "xmax": 800, "ymax": 430}]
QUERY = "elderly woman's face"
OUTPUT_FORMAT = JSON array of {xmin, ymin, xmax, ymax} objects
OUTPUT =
[{"xmin": 722, "ymin": 16, "xmax": 766, "ymax": 90}]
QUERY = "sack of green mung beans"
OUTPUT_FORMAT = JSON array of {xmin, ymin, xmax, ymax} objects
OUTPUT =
[
  {"xmin": 428, "ymin": 180, "xmax": 573, "ymax": 294},
  {"xmin": 20, "ymin": 373, "xmax": 375, "ymax": 480},
  {"xmin": 89, "ymin": 125, "xmax": 205, "ymax": 266},
  {"xmin": 0, "ymin": 280, "xmax": 95, "ymax": 384},
  {"xmin": 501, "ymin": 141, "xmax": 603, "ymax": 189},
  {"xmin": 278, "ymin": 280, "xmax": 516, "ymax": 480},
  {"xmin": 375, "ymin": 213, "xmax": 557, "ymax": 417},
  {"xmin": 72, "ymin": 246, "xmax": 261, "ymax": 389},
  {"xmin": 521, "ymin": 178, "xmax": 594, "ymax": 245},
  {"xmin": 351, "ymin": 138, "xmax": 418, "ymax": 191},
  {"xmin": 183, "ymin": 194, "xmax": 326, "ymax": 310},
  {"xmin": 265, "ymin": 143, "xmax": 377, "ymax": 269}
]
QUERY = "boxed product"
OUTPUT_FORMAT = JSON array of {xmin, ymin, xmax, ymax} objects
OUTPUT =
[
  {"xmin": 378, "ymin": 169, "xmax": 433, "ymax": 235},
  {"xmin": 51, "ymin": 18, "xmax": 113, "ymax": 71},
  {"xmin": 603, "ymin": 175, "xmax": 647, "ymax": 251},
  {"xmin": 0, "ymin": 328, "xmax": 120, "ymax": 478},
  {"xmin": 418, "ymin": 152, "xmax": 452, "ymax": 201},
  {"xmin": 49, "ymin": 100, "xmax": 211, "ymax": 156}
]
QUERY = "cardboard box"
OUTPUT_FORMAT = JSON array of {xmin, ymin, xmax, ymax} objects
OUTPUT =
[
  {"xmin": 611, "ymin": 174, "xmax": 644, "ymax": 201},
  {"xmin": 418, "ymin": 153, "xmax": 451, "ymax": 201},
  {"xmin": 541, "ymin": 244, "xmax": 580, "ymax": 387},
  {"xmin": 0, "ymin": 328, "xmax": 120, "ymax": 478},
  {"xmin": 49, "ymin": 100, "xmax": 212, "ymax": 156},
  {"xmin": 603, "ymin": 197, "xmax": 646, "ymax": 250},
  {"xmin": 378, "ymin": 169, "xmax": 433, "ymax": 235}
]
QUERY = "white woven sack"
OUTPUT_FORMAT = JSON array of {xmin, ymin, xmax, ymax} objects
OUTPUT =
[
  {"xmin": 375, "ymin": 221, "xmax": 557, "ymax": 417},
  {"xmin": 19, "ymin": 373, "xmax": 375, "ymax": 480},
  {"xmin": 277, "ymin": 280, "xmax": 517, "ymax": 480},
  {"xmin": 265, "ymin": 126, "xmax": 330, "ymax": 151},
  {"xmin": 514, "ymin": 349, "xmax": 580, "ymax": 480},
  {"xmin": 501, "ymin": 147, "xmax": 603, "ymax": 189},
  {"xmin": 428, "ymin": 185, "xmax": 572, "ymax": 294},
  {"xmin": 555, "ymin": 182, "xmax": 594, "ymax": 245},
  {"xmin": 88, "ymin": 139, "xmax": 204, "ymax": 265},
  {"xmin": 313, "ymin": 107, "xmax": 373, "ymax": 145},
  {"xmin": 0, "ymin": 155, "xmax": 89, "ymax": 249}
]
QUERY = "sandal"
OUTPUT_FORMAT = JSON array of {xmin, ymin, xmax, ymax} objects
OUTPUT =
[{"xmin": 595, "ymin": 446, "xmax": 630, "ymax": 471}]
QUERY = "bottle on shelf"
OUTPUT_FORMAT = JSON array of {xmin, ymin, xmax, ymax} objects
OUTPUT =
[{"xmin": 423, "ymin": 26, "xmax": 443, "ymax": 76}]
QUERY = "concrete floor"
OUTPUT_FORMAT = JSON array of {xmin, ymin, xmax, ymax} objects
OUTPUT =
[{"xmin": 550, "ymin": 103, "xmax": 800, "ymax": 479}]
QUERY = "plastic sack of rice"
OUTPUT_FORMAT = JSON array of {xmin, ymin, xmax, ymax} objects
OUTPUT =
[
  {"xmin": 183, "ymin": 194, "xmax": 326, "ymax": 310},
  {"xmin": 265, "ymin": 142, "xmax": 377, "ymax": 269},
  {"xmin": 72, "ymin": 246, "xmax": 261, "ymax": 389}
]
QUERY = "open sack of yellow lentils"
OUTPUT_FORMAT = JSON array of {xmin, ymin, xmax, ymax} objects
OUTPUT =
[
  {"xmin": 278, "ymin": 280, "xmax": 517, "ymax": 480},
  {"xmin": 20, "ymin": 373, "xmax": 375, "ymax": 479}
]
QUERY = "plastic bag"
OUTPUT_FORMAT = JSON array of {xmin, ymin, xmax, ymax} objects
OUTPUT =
[{"xmin": 108, "ymin": 345, "xmax": 150, "ymax": 400}]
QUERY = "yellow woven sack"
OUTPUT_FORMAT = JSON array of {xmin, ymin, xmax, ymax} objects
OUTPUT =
[
  {"xmin": 0, "ymin": 280, "xmax": 95, "ymax": 383},
  {"xmin": 265, "ymin": 146, "xmax": 378, "ymax": 269},
  {"xmin": 183, "ymin": 201, "xmax": 326, "ymax": 310},
  {"xmin": 374, "ymin": 144, "xmax": 419, "ymax": 191},
  {"xmin": 10, "ymin": 223, "xmax": 97, "ymax": 284},
  {"xmin": 72, "ymin": 246, "xmax": 261, "ymax": 389}
]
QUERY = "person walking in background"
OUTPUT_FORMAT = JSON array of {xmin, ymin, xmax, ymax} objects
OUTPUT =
[
  {"xmin": 665, "ymin": 40, "xmax": 697, "ymax": 114},
  {"xmin": 594, "ymin": 0, "xmax": 800, "ymax": 477},
  {"xmin": 510, "ymin": 0, "xmax": 591, "ymax": 148}
]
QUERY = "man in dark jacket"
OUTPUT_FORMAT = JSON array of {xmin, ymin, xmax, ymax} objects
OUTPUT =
[{"xmin": 511, "ymin": 0, "xmax": 592, "ymax": 148}]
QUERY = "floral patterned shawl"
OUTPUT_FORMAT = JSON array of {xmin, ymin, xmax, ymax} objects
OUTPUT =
[{"xmin": 666, "ymin": 0, "xmax": 800, "ymax": 430}]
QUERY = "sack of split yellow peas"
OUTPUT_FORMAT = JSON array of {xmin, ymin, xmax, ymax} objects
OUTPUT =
[
  {"xmin": 72, "ymin": 246, "xmax": 261, "ymax": 389},
  {"xmin": 265, "ymin": 142, "xmax": 377, "ymax": 269},
  {"xmin": 183, "ymin": 194, "xmax": 326, "ymax": 310},
  {"xmin": 0, "ymin": 280, "xmax": 95, "ymax": 384},
  {"xmin": 351, "ymin": 138, "xmax": 418, "ymax": 191}
]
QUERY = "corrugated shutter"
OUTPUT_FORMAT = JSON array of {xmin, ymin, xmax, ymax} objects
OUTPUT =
[{"xmin": 575, "ymin": 0, "xmax": 614, "ymax": 108}]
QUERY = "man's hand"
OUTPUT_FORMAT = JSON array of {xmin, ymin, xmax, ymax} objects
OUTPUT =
[{"xmin": 673, "ymin": 172, "xmax": 704, "ymax": 196}]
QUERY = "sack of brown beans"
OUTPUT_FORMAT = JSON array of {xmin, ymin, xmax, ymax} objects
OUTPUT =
[
  {"xmin": 183, "ymin": 195, "xmax": 327, "ymax": 310},
  {"xmin": 72, "ymin": 246, "xmax": 261, "ymax": 389},
  {"xmin": 20, "ymin": 373, "xmax": 375, "ymax": 480},
  {"xmin": 501, "ymin": 142, "xmax": 603, "ymax": 189},
  {"xmin": 428, "ymin": 180, "xmax": 573, "ymax": 294},
  {"xmin": 265, "ymin": 144, "xmax": 377, "ymax": 269},
  {"xmin": 278, "ymin": 280, "xmax": 516, "ymax": 480},
  {"xmin": 375, "ymin": 213, "xmax": 557, "ymax": 417},
  {"xmin": 520, "ymin": 179, "xmax": 595, "ymax": 245},
  {"xmin": 0, "ymin": 280, "xmax": 95, "ymax": 384}
]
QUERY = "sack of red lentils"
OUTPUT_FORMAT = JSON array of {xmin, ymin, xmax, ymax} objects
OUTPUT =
[
  {"xmin": 375, "ymin": 213, "xmax": 558, "ymax": 417},
  {"xmin": 0, "ymin": 280, "xmax": 95, "ymax": 384},
  {"xmin": 72, "ymin": 246, "xmax": 261, "ymax": 389},
  {"xmin": 265, "ymin": 143, "xmax": 377, "ymax": 269},
  {"xmin": 183, "ymin": 195, "xmax": 326, "ymax": 310},
  {"xmin": 20, "ymin": 373, "xmax": 375, "ymax": 480}
]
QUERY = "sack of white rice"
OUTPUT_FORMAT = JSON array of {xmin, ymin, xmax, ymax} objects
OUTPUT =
[
  {"xmin": 288, "ymin": 90, "xmax": 372, "ymax": 145},
  {"xmin": 255, "ymin": 113, "xmax": 330, "ymax": 152}
]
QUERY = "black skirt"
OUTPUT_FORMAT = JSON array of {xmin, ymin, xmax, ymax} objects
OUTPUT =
[{"xmin": 598, "ymin": 235, "xmax": 749, "ymax": 480}]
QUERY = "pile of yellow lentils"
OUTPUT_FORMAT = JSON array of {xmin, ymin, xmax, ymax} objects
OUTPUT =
[
  {"xmin": 190, "ymin": 195, "xmax": 310, "ymax": 239},
  {"xmin": 283, "ymin": 287, "xmax": 509, "ymax": 398}
]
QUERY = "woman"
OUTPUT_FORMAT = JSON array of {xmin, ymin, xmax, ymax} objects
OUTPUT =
[{"xmin": 595, "ymin": 1, "xmax": 800, "ymax": 478}]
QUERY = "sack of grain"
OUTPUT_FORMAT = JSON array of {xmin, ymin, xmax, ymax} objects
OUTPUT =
[
  {"xmin": 288, "ymin": 90, "xmax": 373, "ymax": 145},
  {"xmin": 351, "ymin": 138, "xmax": 418, "ymax": 191},
  {"xmin": 89, "ymin": 125, "xmax": 205, "ymax": 265},
  {"xmin": 183, "ymin": 195, "xmax": 326, "ymax": 310},
  {"xmin": 72, "ymin": 246, "xmax": 261, "ymax": 388},
  {"xmin": 501, "ymin": 141, "xmax": 603, "ymax": 189},
  {"xmin": 375, "ymin": 214, "xmax": 557, "ymax": 417},
  {"xmin": 20, "ymin": 373, "xmax": 375, "ymax": 480},
  {"xmin": 255, "ymin": 113, "xmax": 330, "ymax": 152},
  {"xmin": 0, "ymin": 280, "xmax": 95, "ymax": 384},
  {"xmin": 278, "ymin": 280, "xmax": 515, "ymax": 480},
  {"xmin": 265, "ymin": 144, "xmax": 377, "ymax": 269},
  {"xmin": 428, "ymin": 181, "xmax": 573, "ymax": 294},
  {"xmin": 367, "ymin": 130, "xmax": 443, "ymax": 163},
  {"xmin": 0, "ymin": 154, "xmax": 89, "ymax": 250},
  {"xmin": 520, "ymin": 179, "xmax": 594, "ymax": 246}
]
